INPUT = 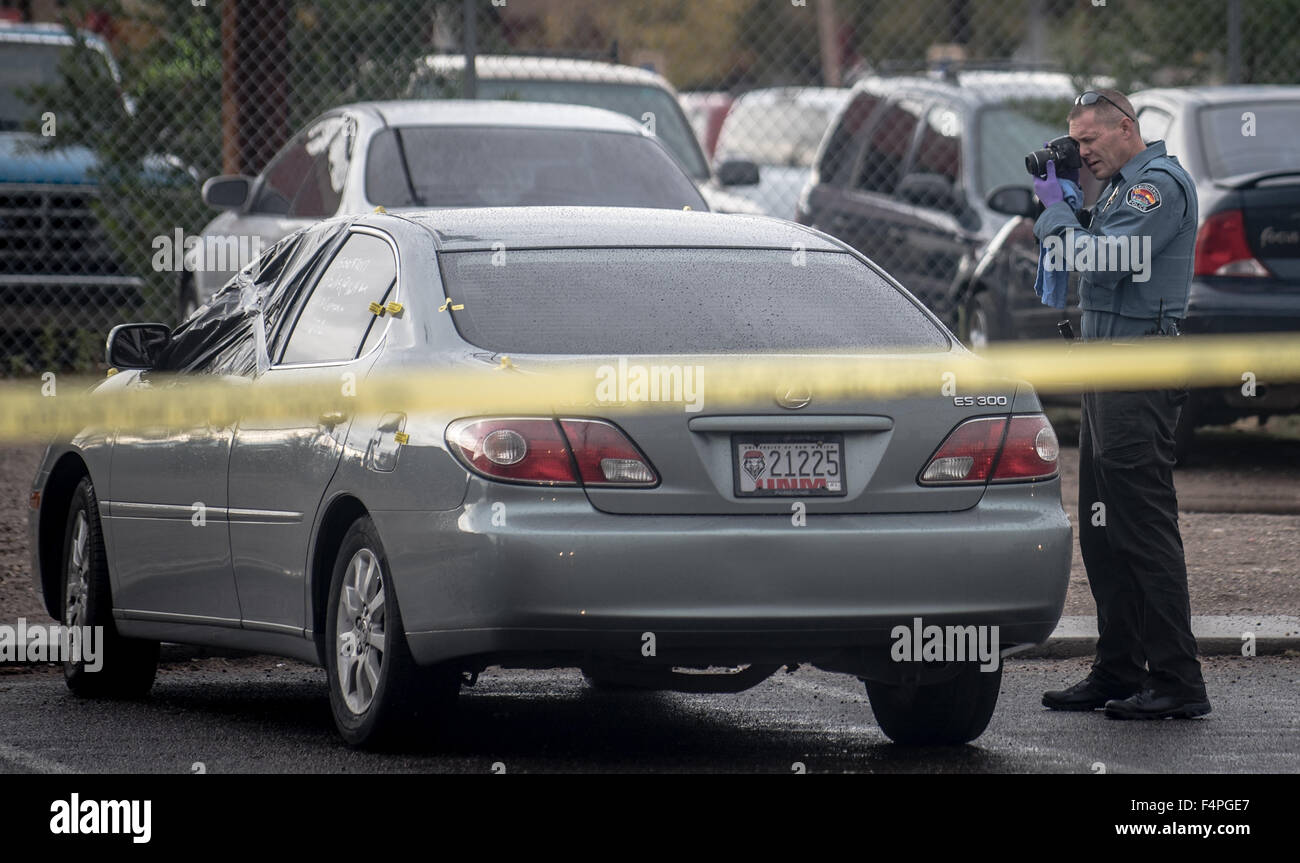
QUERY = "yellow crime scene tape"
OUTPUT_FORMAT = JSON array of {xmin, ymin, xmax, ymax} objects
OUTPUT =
[{"xmin": 1, "ymin": 333, "xmax": 1298, "ymax": 443}]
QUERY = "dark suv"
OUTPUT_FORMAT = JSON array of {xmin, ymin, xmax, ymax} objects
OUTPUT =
[{"xmin": 795, "ymin": 69, "xmax": 1101, "ymax": 343}]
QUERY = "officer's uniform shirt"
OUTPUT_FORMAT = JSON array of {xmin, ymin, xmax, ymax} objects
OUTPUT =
[{"xmin": 1033, "ymin": 141, "xmax": 1198, "ymax": 341}]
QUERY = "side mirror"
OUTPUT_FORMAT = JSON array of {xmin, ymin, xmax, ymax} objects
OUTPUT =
[
  {"xmin": 201, "ymin": 175, "xmax": 253, "ymax": 210},
  {"xmin": 716, "ymin": 158, "xmax": 760, "ymax": 187},
  {"xmin": 897, "ymin": 173, "xmax": 961, "ymax": 212},
  {"xmin": 106, "ymin": 323, "xmax": 171, "ymax": 370},
  {"xmin": 986, "ymin": 185, "xmax": 1039, "ymax": 218}
]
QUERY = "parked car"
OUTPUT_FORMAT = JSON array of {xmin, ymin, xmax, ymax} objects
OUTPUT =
[
  {"xmin": 31, "ymin": 206, "xmax": 1070, "ymax": 748},
  {"xmin": 0, "ymin": 22, "xmax": 144, "ymax": 368},
  {"xmin": 407, "ymin": 54, "xmax": 765, "ymax": 215},
  {"xmin": 795, "ymin": 69, "xmax": 1103, "ymax": 336},
  {"xmin": 678, "ymin": 90, "xmax": 732, "ymax": 160},
  {"xmin": 186, "ymin": 100, "xmax": 707, "ymax": 317},
  {"xmin": 711, "ymin": 86, "xmax": 850, "ymax": 219}
]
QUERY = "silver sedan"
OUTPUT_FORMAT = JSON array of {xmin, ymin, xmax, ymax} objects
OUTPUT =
[{"xmin": 30, "ymin": 207, "xmax": 1070, "ymax": 748}]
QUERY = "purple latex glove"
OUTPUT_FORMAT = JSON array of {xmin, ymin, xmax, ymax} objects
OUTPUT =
[{"xmin": 1033, "ymin": 159, "xmax": 1064, "ymax": 206}]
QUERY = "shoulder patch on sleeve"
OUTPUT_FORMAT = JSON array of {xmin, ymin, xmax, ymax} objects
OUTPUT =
[{"xmin": 1126, "ymin": 182, "xmax": 1161, "ymax": 212}]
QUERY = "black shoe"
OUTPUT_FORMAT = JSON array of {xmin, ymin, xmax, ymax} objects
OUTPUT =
[
  {"xmin": 1042, "ymin": 676, "xmax": 1136, "ymax": 711},
  {"xmin": 1104, "ymin": 689, "xmax": 1212, "ymax": 720}
]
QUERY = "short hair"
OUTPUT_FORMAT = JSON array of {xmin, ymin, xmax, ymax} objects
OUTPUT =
[{"xmin": 1068, "ymin": 88, "xmax": 1137, "ymax": 129}]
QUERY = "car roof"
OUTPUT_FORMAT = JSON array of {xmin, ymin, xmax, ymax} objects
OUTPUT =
[
  {"xmin": 417, "ymin": 54, "xmax": 677, "ymax": 93},
  {"xmin": 394, "ymin": 206, "xmax": 844, "ymax": 252},
  {"xmin": 853, "ymin": 69, "xmax": 1079, "ymax": 107},
  {"xmin": 1133, "ymin": 85, "xmax": 1300, "ymax": 106},
  {"xmin": 0, "ymin": 21, "xmax": 109, "ymax": 49},
  {"xmin": 730, "ymin": 86, "xmax": 851, "ymax": 110},
  {"xmin": 338, "ymin": 99, "xmax": 649, "ymax": 134}
]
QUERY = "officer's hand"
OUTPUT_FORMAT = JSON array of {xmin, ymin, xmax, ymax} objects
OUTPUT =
[{"xmin": 1033, "ymin": 159, "xmax": 1064, "ymax": 207}]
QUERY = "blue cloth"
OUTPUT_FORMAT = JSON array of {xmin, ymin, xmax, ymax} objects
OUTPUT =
[{"xmin": 1033, "ymin": 178, "xmax": 1083, "ymax": 310}]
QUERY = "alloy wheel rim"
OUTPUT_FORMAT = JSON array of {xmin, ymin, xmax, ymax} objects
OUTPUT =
[
  {"xmin": 64, "ymin": 510, "xmax": 89, "ymax": 630},
  {"xmin": 969, "ymin": 306, "xmax": 989, "ymax": 350},
  {"xmin": 335, "ymin": 547, "xmax": 387, "ymax": 715}
]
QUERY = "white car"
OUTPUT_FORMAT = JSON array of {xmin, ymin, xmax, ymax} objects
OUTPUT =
[
  {"xmin": 409, "ymin": 54, "xmax": 766, "ymax": 217},
  {"xmin": 183, "ymin": 100, "xmax": 706, "ymax": 316},
  {"xmin": 712, "ymin": 87, "xmax": 851, "ymax": 220}
]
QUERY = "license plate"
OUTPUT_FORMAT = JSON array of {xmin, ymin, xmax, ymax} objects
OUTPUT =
[{"xmin": 733, "ymin": 434, "xmax": 845, "ymax": 497}]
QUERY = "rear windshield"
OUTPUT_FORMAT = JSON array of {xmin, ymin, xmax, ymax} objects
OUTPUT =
[
  {"xmin": 366, "ymin": 126, "xmax": 705, "ymax": 210},
  {"xmin": 477, "ymin": 79, "xmax": 708, "ymax": 180},
  {"xmin": 1198, "ymin": 102, "xmax": 1300, "ymax": 179},
  {"xmin": 438, "ymin": 248, "xmax": 950, "ymax": 354}
]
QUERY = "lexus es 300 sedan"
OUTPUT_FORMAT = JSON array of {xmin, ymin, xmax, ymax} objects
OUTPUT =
[{"xmin": 30, "ymin": 207, "xmax": 1070, "ymax": 748}]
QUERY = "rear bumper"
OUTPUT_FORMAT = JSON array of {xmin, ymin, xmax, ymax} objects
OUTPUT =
[
  {"xmin": 375, "ymin": 481, "xmax": 1072, "ymax": 667},
  {"xmin": 1184, "ymin": 277, "xmax": 1300, "ymax": 328},
  {"xmin": 1183, "ymin": 278, "xmax": 1300, "ymax": 419}
]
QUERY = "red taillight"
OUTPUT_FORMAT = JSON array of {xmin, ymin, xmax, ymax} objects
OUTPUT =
[
  {"xmin": 920, "ymin": 415, "xmax": 1058, "ymax": 485},
  {"xmin": 1194, "ymin": 209, "xmax": 1271, "ymax": 277},
  {"xmin": 446, "ymin": 418, "xmax": 576, "ymax": 485},
  {"xmin": 993, "ymin": 415, "xmax": 1060, "ymax": 481},
  {"xmin": 446, "ymin": 417, "xmax": 658, "ymax": 487},
  {"xmin": 559, "ymin": 419, "xmax": 659, "ymax": 486}
]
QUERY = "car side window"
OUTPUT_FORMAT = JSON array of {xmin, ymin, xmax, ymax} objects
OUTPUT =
[
  {"xmin": 292, "ymin": 115, "xmax": 354, "ymax": 218},
  {"xmin": 911, "ymin": 104, "xmax": 962, "ymax": 185},
  {"xmin": 817, "ymin": 91, "xmax": 882, "ymax": 187},
  {"xmin": 1136, "ymin": 106, "xmax": 1173, "ymax": 145},
  {"xmin": 279, "ymin": 232, "xmax": 397, "ymax": 365},
  {"xmin": 897, "ymin": 103, "xmax": 963, "ymax": 210},
  {"xmin": 853, "ymin": 98, "xmax": 922, "ymax": 195},
  {"xmin": 251, "ymin": 135, "xmax": 313, "ymax": 215}
]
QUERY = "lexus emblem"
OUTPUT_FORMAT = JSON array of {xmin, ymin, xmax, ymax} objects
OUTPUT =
[{"xmin": 776, "ymin": 385, "xmax": 812, "ymax": 410}]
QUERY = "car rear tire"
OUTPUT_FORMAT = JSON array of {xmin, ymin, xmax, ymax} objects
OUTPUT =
[
  {"xmin": 864, "ymin": 662, "xmax": 1003, "ymax": 745},
  {"xmin": 62, "ymin": 477, "xmax": 159, "ymax": 698},
  {"xmin": 962, "ymin": 291, "xmax": 999, "ymax": 349},
  {"xmin": 325, "ymin": 516, "xmax": 460, "ymax": 749}
]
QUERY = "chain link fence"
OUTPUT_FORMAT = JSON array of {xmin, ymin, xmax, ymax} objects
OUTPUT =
[{"xmin": 3, "ymin": 0, "xmax": 1298, "ymax": 375}]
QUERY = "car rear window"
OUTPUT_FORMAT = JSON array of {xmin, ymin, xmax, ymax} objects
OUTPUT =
[
  {"xmin": 1198, "ymin": 102, "xmax": 1300, "ymax": 179},
  {"xmin": 475, "ymin": 79, "xmax": 709, "ymax": 180},
  {"xmin": 366, "ymin": 126, "xmax": 706, "ymax": 211},
  {"xmin": 438, "ymin": 248, "xmax": 950, "ymax": 354}
]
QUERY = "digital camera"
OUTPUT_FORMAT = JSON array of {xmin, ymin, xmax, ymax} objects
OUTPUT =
[{"xmin": 1025, "ymin": 135, "xmax": 1082, "ymax": 179}]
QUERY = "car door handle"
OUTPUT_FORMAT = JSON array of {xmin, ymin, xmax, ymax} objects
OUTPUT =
[{"xmin": 318, "ymin": 410, "xmax": 348, "ymax": 428}]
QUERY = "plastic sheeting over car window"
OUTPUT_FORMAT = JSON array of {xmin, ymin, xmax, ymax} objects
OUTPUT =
[{"xmin": 153, "ymin": 219, "xmax": 354, "ymax": 375}]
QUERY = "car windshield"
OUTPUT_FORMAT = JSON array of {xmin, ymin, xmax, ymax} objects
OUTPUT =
[
  {"xmin": 0, "ymin": 42, "xmax": 68, "ymax": 129},
  {"xmin": 715, "ymin": 97, "xmax": 843, "ymax": 167},
  {"xmin": 365, "ymin": 126, "xmax": 706, "ymax": 209},
  {"xmin": 0, "ymin": 39, "xmax": 118, "ymax": 131},
  {"xmin": 1198, "ymin": 101, "xmax": 1300, "ymax": 179},
  {"xmin": 976, "ymin": 98, "xmax": 1075, "ymax": 196},
  {"xmin": 438, "ymin": 247, "xmax": 950, "ymax": 354},
  {"xmin": 467, "ymin": 79, "xmax": 709, "ymax": 180}
]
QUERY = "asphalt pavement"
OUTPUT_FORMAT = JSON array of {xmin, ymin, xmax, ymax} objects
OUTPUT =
[{"xmin": 0, "ymin": 655, "xmax": 1295, "ymax": 774}]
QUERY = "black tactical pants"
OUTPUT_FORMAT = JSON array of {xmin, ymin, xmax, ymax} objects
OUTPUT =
[{"xmin": 1077, "ymin": 386, "xmax": 1207, "ymax": 699}]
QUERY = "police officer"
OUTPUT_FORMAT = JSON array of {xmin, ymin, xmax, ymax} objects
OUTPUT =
[{"xmin": 1034, "ymin": 89, "xmax": 1211, "ymax": 719}]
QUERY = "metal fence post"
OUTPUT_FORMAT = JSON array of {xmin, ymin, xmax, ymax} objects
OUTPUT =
[
  {"xmin": 463, "ymin": 0, "xmax": 477, "ymax": 99},
  {"xmin": 1227, "ymin": 0, "xmax": 1242, "ymax": 84}
]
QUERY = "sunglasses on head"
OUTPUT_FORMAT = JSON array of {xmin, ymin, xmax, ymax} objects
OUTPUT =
[{"xmin": 1075, "ymin": 90, "xmax": 1136, "ymax": 123}]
